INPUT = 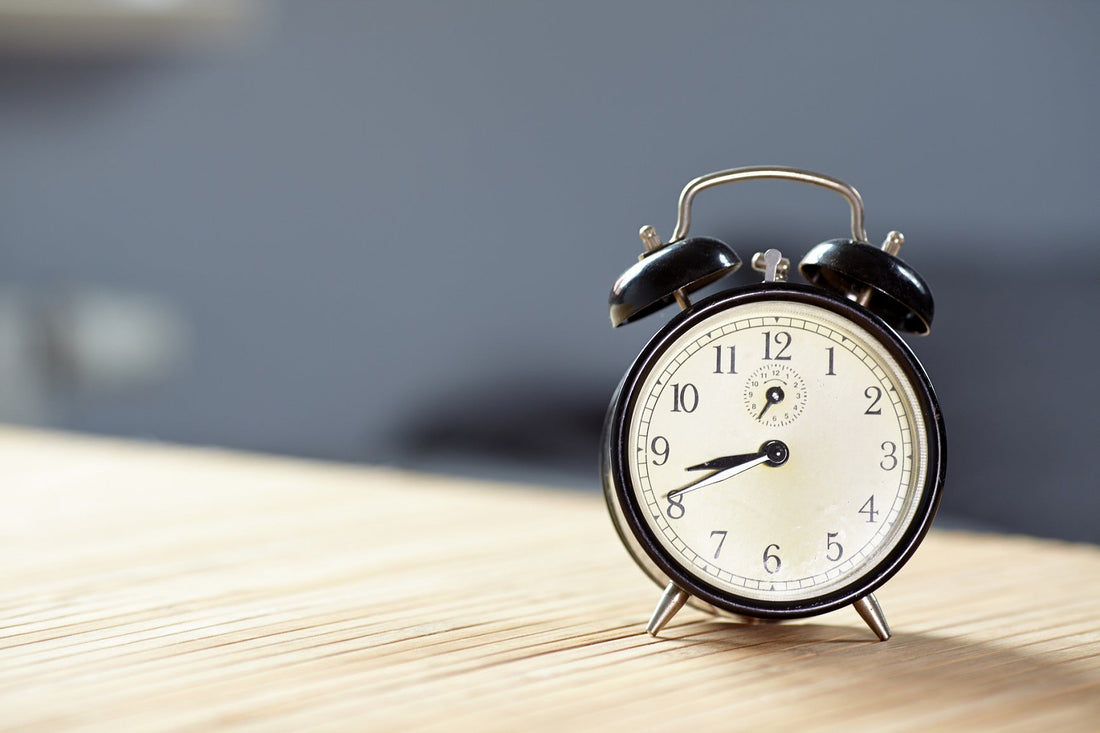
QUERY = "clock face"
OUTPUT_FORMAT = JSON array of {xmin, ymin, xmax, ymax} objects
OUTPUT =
[{"xmin": 608, "ymin": 285, "xmax": 944, "ymax": 616}]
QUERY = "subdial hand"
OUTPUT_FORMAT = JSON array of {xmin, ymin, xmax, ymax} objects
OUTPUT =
[
  {"xmin": 757, "ymin": 386, "xmax": 785, "ymax": 419},
  {"xmin": 669, "ymin": 440, "xmax": 789, "ymax": 499}
]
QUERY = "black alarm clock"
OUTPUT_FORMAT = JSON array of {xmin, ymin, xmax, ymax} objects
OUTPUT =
[{"xmin": 602, "ymin": 166, "xmax": 946, "ymax": 640}]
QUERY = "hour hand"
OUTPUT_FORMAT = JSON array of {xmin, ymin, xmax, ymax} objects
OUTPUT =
[
  {"xmin": 686, "ymin": 452, "xmax": 766, "ymax": 472},
  {"xmin": 687, "ymin": 440, "xmax": 789, "ymax": 472}
]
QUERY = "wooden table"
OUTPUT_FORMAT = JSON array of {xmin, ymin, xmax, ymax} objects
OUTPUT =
[{"xmin": 1, "ymin": 428, "xmax": 1097, "ymax": 731}]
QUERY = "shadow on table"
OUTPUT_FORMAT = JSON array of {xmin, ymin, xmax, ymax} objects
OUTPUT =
[{"xmin": 646, "ymin": 618, "xmax": 1097, "ymax": 725}]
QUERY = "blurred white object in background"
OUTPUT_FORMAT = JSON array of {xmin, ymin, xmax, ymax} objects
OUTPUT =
[
  {"xmin": 0, "ymin": 288, "xmax": 190, "ymax": 423},
  {"xmin": 0, "ymin": 0, "xmax": 261, "ymax": 54},
  {"xmin": 0, "ymin": 291, "xmax": 50, "ymax": 423},
  {"xmin": 47, "ymin": 289, "xmax": 189, "ymax": 393}
]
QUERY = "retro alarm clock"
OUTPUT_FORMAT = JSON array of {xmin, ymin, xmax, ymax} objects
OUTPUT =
[{"xmin": 602, "ymin": 166, "xmax": 946, "ymax": 640}]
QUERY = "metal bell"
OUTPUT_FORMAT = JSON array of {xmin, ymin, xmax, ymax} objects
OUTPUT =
[
  {"xmin": 799, "ymin": 234, "xmax": 934, "ymax": 335},
  {"xmin": 609, "ymin": 235, "xmax": 741, "ymax": 327}
]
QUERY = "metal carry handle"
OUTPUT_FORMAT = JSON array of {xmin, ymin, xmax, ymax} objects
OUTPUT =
[{"xmin": 669, "ymin": 166, "xmax": 869, "ymax": 244}]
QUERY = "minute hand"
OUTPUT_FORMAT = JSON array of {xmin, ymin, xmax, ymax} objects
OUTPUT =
[
  {"xmin": 664, "ymin": 451, "xmax": 770, "ymax": 497},
  {"xmin": 669, "ymin": 440, "xmax": 789, "ymax": 499}
]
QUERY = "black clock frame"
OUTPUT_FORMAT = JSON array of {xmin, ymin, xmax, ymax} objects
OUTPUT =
[{"xmin": 604, "ymin": 282, "xmax": 947, "ymax": 619}]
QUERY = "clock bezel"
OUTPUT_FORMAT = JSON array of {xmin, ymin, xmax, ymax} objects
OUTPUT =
[{"xmin": 604, "ymin": 282, "xmax": 947, "ymax": 619}]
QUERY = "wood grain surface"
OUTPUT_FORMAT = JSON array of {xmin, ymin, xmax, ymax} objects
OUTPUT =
[{"xmin": 1, "ymin": 427, "xmax": 1097, "ymax": 731}]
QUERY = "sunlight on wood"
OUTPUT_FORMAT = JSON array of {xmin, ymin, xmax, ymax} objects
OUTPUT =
[{"xmin": 1, "ymin": 427, "xmax": 1097, "ymax": 731}]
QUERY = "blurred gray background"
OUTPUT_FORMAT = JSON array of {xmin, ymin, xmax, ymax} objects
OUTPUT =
[{"xmin": 1, "ymin": 2, "xmax": 1097, "ymax": 541}]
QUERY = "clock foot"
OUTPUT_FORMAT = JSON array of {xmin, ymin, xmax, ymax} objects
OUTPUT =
[
  {"xmin": 853, "ymin": 593, "xmax": 891, "ymax": 641},
  {"xmin": 646, "ymin": 582, "xmax": 689, "ymax": 636}
]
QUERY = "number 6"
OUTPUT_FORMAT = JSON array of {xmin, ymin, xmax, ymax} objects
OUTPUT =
[{"xmin": 763, "ymin": 543, "xmax": 781, "ymax": 574}]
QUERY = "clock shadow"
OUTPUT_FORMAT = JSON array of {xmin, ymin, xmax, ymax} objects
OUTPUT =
[
  {"xmin": 664, "ymin": 618, "xmax": 879, "ymax": 646},
  {"xmin": 650, "ymin": 618, "xmax": 1100, "ymax": 723}
]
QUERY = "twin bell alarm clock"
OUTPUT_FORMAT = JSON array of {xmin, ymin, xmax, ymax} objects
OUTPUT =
[{"xmin": 602, "ymin": 166, "xmax": 946, "ymax": 640}]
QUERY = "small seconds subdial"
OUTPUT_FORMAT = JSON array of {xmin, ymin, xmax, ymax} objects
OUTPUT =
[{"xmin": 744, "ymin": 363, "xmax": 807, "ymax": 426}]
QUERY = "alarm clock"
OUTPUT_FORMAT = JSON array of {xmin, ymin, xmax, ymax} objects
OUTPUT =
[{"xmin": 602, "ymin": 166, "xmax": 946, "ymax": 640}]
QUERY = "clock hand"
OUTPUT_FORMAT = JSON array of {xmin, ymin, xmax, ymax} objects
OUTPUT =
[
  {"xmin": 686, "ymin": 451, "xmax": 766, "ymax": 472},
  {"xmin": 671, "ymin": 440, "xmax": 789, "ymax": 498},
  {"xmin": 673, "ymin": 454, "xmax": 770, "ymax": 497},
  {"xmin": 757, "ymin": 385, "xmax": 785, "ymax": 419}
]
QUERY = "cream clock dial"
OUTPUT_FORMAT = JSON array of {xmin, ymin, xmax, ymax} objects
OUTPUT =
[
  {"xmin": 604, "ymin": 285, "xmax": 944, "ymax": 627},
  {"xmin": 631, "ymin": 296, "xmax": 926, "ymax": 602}
]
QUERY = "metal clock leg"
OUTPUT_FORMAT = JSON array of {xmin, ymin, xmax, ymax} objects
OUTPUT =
[
  {"xmin": 646, "ymin": 582, "xmax": 689, "ymax": 636},
  {"xmin": 853, "ymin": 593, "xmax": 891, "ymax": 641}
]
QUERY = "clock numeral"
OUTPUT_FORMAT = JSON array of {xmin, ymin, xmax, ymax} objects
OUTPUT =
[
  {"xmin": 826, "ymin": 346, "xmax": 836, "ymax": 376},
  {"xmin": 670, "ymin": 383, "xmax": 699, "ymax": 413},
  {"xmin": 762, "ymin": 543, "xmax": 782, "ymax": 574},
  {"xmin": 762, "ymin": 331, "xmax": 792, "ymax": 361},
  {"xmin": 713, "ymin": 345, "xmax": 737, "ymax": 374},
  {"xmin": 880, "ymin": 441, "xmax": 898, "ymax": 471},
  {"xmin": 710, "ymin": 530, "xmax": 727, "ymax": 559},
  {"xmin": 826, "ymin": 532, "xmax": 844, "ymax": 562},
  {"xmin": 864, "ymin": 386, "xmax": 883, "ymax": 415},
  {"xmin": 650, "ymin": 436, "xmax": 670, "ymax": 466},
  {"xmin": 859, "ymin": 495, "xmax": 879, "ymax": 523},
  {"xmin": 666, "ymin": 492, "xmax": 685, "ymax": 519}
]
